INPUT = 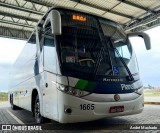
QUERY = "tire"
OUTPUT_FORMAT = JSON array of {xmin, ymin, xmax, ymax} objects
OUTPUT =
[
  {"xmin": 34, "ymin": 95, "xmax": 51, "ymax": 124},
  {"xmin": 10, "ymin": 95, "xmax": 17, "ymax": 110},
  {"xmin": 34, "ymin": 95, "xmax": 44, "ymax": 124}
]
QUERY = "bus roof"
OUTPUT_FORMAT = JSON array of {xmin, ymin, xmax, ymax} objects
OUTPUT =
[
  {"xmin": 37, "ymin": 6, "xmax": 120, "ymax": 28},
  {"xmin": 28, "ymin": 6, "xmax": 122, "ymax": 43}
]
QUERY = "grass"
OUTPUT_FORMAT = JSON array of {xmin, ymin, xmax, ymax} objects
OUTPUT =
[
  {"xmin": 0, "ymin": 92, "xmax": 8, "ymax": 103},
  {"xmin": 144, "ymin": 92, "xmax": 160, "ymax": 97},
  {"xmin": 1, "ymin": 91, "xmax": 159, "ymax": 101}
]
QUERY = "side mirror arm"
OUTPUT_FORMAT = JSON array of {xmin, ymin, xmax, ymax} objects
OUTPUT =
[{"xmin": 43, "ymin": 10, "xmax": 61, "ymax": 35}]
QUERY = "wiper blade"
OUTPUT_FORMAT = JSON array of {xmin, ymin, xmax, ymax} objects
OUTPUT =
[
  {"xmin": 92, "ymin": 28, "xmax": 113, "ymax": 79},
  {"xmin": 92, "ymin": 45, "xmax": 104, "ymax": 79},
  {"xmin": 113, "ymin": 47, "xmax": 134, "ymax": 81}
]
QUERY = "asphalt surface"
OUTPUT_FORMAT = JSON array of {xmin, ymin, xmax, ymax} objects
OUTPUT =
[{"xmin": 0, "ymin": 102, "xmax": 160, "ymax": 133}]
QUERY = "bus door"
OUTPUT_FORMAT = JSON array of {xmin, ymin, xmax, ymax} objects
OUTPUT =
[{"xmin": 41, "ymin": 22, "xmax": 58, "ymax": 120}]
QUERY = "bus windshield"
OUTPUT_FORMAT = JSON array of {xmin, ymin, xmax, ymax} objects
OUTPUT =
[{"xmin": 58, "ymin": 10, "xmax": 139, "ymax": 80}]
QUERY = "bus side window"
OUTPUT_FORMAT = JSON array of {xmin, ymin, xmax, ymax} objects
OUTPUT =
[{"xmin": 43, "ymin": 25, "xmax": 57, "ymax": 73}]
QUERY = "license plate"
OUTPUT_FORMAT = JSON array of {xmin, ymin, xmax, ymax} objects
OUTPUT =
[{"xmin": 109, "ymin": 106, "xmax": 124, "ymax": 113}]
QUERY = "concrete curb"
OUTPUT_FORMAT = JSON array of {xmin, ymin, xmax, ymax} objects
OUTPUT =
[{"xmin": 144, "ymin": 102, "xmax": 160, "ymax": 105}]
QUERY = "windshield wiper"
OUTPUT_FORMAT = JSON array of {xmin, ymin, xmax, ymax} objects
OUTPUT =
[
  {"xmin": 112, "ymin": 44, "xmax": 134, "ymax": 81},
  {"xmin": 92, "ymin": 22, "xmax": 113, "ymax": 80},
  {"xmin": 92, "ymin": 45, "xmax": 105, "ymax": 79}
]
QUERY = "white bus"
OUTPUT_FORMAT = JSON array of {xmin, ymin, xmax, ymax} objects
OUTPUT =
[{"xmin": 9, "ymin": 6, "xmax": 151, "ymax": 124}]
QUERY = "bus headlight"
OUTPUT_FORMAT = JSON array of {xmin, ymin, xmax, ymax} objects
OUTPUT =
[
  {"xmin": 57, "ymin": 85, "xmax": 69, "ymax": 92},
  {"xmin": 57, "ymin": 84, "xmax": 89, "ymax": 97},
  {"xmin": 77, "ymin": 90, "xmax": 84, "ymax": 97},
  {"xmin": 71, "ymin": 88, "xmax": 77, "ymax": 95}
]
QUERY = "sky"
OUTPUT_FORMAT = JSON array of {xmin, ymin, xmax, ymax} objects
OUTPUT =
[
  {"xmin": 0, "ymin": 38, "xmax": 25, "ymax": 92},
  {"xmin": 130, "ymin": 26, "xmax": 160, "ymax": 87},
  {"xmin": 0, "ymin": 26, "xmax": 160, "ymax": 92}
]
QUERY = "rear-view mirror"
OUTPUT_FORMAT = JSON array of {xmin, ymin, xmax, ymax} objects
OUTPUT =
[{"xmin": 127, "ymin": 32, "xmax": 151, "ymax": 50}]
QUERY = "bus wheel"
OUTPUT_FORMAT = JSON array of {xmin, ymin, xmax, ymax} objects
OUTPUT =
[
  {"xmin": 10, "ymin": 95, "xmax": 16, "ymax": 110},
  {"xmin": 34, "ymin": 95, "xmax": 44, "ymax": 124}
]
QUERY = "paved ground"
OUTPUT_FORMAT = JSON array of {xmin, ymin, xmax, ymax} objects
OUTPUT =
[
  {"xmin": 0, "ymin": 101, "xmax": 160, "ymax": 132},
  {"xmin": 0, "ymin": 101, "xmax": 10, "ymax": 108}
]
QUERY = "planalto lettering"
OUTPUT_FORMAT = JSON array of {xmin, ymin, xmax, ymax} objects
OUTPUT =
[{"xmin": 121, "ymin": 84, "xmax": 134, "ymax": 90}]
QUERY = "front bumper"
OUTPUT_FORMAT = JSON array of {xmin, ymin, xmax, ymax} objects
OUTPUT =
[{"xmin": 57, "ymin": 90, "xmax": 144, "ymax": 123}]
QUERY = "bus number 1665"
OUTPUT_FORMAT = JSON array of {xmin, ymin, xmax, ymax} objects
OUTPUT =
[{"xmin": 80, "ymin": 104, "xmax": 95, "ymax": 110}]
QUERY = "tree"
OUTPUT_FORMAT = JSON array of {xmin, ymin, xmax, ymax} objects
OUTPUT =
[{"xmin": 148, "ymin": 84, "xmax": 154, "ymax": 89}]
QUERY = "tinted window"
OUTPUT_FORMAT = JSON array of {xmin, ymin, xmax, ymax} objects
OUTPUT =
[{"xmin": 43, "ymin": 25, "xmax": 56, "ymax": 73}]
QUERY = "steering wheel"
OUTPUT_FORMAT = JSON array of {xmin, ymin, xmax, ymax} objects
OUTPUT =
[{"xmin": 77, "ymin": 59, "xmax": 95, "ymax": 67}]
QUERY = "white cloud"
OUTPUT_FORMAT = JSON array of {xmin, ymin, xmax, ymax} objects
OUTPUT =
[
  {"xmin": 0, "ymin": 37, "xmax": 26, "ymax": 64},
  {"xmin": 0, "ymin": 38, "xmax": 26, "ymax": 91}
]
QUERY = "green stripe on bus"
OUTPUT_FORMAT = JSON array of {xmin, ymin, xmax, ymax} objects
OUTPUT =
[
  {"xmin": 75, "ymin": 80, "xmax": 88, "ymax": 90},
  {"xmin": 85, "ymin": 81, "xmax": 96, "ymax": 91}
]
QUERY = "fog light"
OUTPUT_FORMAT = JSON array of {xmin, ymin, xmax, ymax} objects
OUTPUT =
[{"xmin": 65, "ymin": 108, "xmax": 72, "ymax": 114}]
